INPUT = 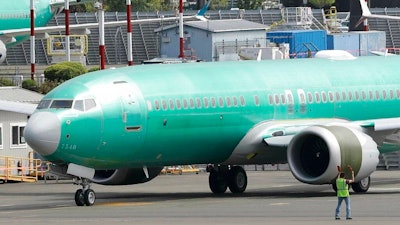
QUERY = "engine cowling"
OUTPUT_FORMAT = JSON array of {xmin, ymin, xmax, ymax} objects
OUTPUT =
[
  {"xmin": 287, "ymin": 125, "xmax": 379, "ymax": 185},
  {"xmin": 0, "ymin": 41, "xmax": 6, "ymax": 64},
  {"xmin": 92, "ymin": 167, "xmax": 163, "ymax": 185}
]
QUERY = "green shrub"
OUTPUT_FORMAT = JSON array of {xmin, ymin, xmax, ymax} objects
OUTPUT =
[
  {"xmin": 88, "ymin": 66, "xmax": 100, "ymax": 73},
  {"xmin": 22, "ymin": 79, "xmax": 38, "ymax": 91},
  {"xmin": 44, "ymin": 62, "xmax": 87, "ymax": 82},
  {"xmin": 0, "ymin": 78, "xmax": 14, "ymax": 86}
]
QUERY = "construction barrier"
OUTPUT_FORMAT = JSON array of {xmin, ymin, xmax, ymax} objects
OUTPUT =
[{"xmin": 0, "ymin": 154, "xmax": 48, "ymax": 183}]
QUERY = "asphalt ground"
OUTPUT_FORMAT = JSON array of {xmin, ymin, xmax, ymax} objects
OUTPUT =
[{"xmin": 1, "ymin": 170, "xmax": 400, "ymax": 225}]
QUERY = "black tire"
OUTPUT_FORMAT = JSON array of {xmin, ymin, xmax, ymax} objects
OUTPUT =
[
  {"xmin": 209, "ymin": 170, "xmax": 228, "ymax": 194},
  {"xmin": 228, "ymin": 166, "xmax": 247, "ymax": 193},
  {"xmin": 74, "ymin": 189, "xmax": 85, "ymax": 206},
  {"xmin": 352, "ymin": 176, "xmax": 370, "ymax": 193},
  {"xmin": 84, "ymin": 189, "xmax": 96, "ymax": 206}
]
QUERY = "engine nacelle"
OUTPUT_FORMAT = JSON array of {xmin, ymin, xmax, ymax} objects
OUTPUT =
[
  {"xmin": 0, "ymin": 41, "xmax": 6, "ymax": 64},
  {"xmin": 287, "ymin": 125, "xmax": 379, "ymax": 184},
  {"xmin": 92, "ymin": 167, "xmax": 163, "ymax": 185}
]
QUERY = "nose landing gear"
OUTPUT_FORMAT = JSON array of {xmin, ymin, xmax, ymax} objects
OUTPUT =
[{"xmin": 74, "ymin": 178, "xmax": 96, "ymax": 206}]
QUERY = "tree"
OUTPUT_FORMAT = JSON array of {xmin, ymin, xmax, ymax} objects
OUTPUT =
[
  {"xmin": 237, "ymin": 0, "xmax": 264, "ymax": 9},
  {"xmin": 308, "ymin": 0, "xmax": 335, "ymax": 8},
  {"xmin": 281, "ymin": 0, "xmax": 304, "ymax": 7},
  {"xmin": 210, "ymin": 0, "xmax": 229, "ymax": 10}
]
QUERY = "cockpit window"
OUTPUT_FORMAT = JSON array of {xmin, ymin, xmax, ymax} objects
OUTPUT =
[
  {"xmin": 50, "ymin": 100, "xmax": 73, "ymax": 109},
  {"xmin": 37, "ymin": 99, "xmax": 52, "ymax": 109},
  {"xmin": 73, "ymin": 100, "xmax": 84, "ymax": 111},
  {"xmin": 84, "ymin": 99, "xmax": 96, "ymax": 111}
]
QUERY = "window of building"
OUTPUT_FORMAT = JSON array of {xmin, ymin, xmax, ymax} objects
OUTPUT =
[{"xmin": 10, "ymin": 123, "xmax": 26, "ymax": 147}]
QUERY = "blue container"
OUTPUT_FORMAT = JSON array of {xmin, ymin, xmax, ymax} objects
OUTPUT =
[{"xmin": 267, "ymin": 30, "xmax": 327, "ymax": 58}]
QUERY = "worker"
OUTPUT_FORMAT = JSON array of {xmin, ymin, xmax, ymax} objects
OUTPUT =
[{"xmin": 335, "ymin": 165, "xmax": 354, "ymax": 220}]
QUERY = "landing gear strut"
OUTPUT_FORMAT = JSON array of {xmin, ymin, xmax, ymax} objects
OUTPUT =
[
  {"xmin": 74, "ymin": 178, "xmax": 96, "ymax": 206},
  {"xmin": 207, "ymin": 165, "xmax": 247, "ymax": 194}
]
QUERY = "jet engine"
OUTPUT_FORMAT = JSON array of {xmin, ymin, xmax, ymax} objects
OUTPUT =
[
  {"xmin": 91, "ymin": 167, "xmax": 163, "ymax": 185},
  {"xmin": 0, "ymin": 41, "xmax": 6, "ymax": 64},
  {"xmin": 287, "ymin": 125, "xmax": 379, "ymax": 185}
]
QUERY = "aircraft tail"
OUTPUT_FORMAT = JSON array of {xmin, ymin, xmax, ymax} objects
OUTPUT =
[
  {"xmin": 356, "ymin": 0, "xmax": 400, "ymax": 27},
  {"xmin": 195, "ymin": 0, "xmax": 211, "ymax": 21}
]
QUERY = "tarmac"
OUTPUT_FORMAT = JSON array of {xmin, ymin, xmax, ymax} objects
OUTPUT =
[{"xmin": 1, "ymin": 170, "xmax": 400, "ymax": 225}]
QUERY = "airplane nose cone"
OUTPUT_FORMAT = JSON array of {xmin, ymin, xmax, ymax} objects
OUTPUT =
[{"xmin": 25, "ymin": 112, "xmax": 61, "ymax": 156}]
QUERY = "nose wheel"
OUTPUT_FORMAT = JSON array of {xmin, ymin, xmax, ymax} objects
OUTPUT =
[{"xmin": 74, "ymin": 178, "xmax": 96, "ymax": 206}]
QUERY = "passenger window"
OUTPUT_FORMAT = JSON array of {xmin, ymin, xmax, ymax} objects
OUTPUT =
[
  {"xmin": 274, "ymin": 94, "xmax": 280, "ymax": 105},
  {"xmin": 335, "ymin": 92, "xmax": 340, "ymax": 102},
  {"xmin": 169, "ymin": 99, "xmax": 174, "ymax": 110},
  {"xmin": 268, "ymin": 95, "xmax": 274, "ymax": 105},
  {"xmin": 162, "ymin": 100, "xmax": 167, "ymax": 110},
  {"xmin": 240, "ymin": 96, "xmax": 245, "ymax": 106},
  {"xmin": 307, "ymin": 92, "xmax": 313, "ymax": 103},
  {"xmin": 254, "ymin": 96, "xmax": 260, "ymax": 106},
  {"xmin": 280, "ymin": 94, "xmax": 286, "ymax": 104},
  {"xmin": 211, "ymin": 97, "xmax": 216, "ymax": 108},
  {"xmin": 233, "ymin": 97, "xmax": 238, "ymax": 106},
  {"xmin": 315, "ymin": 92, "xmax": 321, "ymax": 103},
  {"xmin": 390, "ymin": 90, "xmax": 394, "ymax": 99},
  {"xmin": 375, "ymin": 90, "xmax": 380, "ymax": 100},
  {"xmin": 362, "ymin": 91, "xmax": 366, "ymax": 100},
  {"xmin": 226, "ymin": 97, "xmax": 232, "ymax": 107},
  {"xmin": 196, "ymin": 98, "xmax": 202, "ymax": 108},
  {"xmin": 183, "ymin": 99, "xmax": 188, "ymax": 109},
  {"xmin": 155, "ymin": 100, "xmax": 160, "ymax": 110},
  {"xmin": 74, "ymin": 100, "xmax": 84, "ymax": 111},
  {"xmin": 189, "ymin": 98, "xmax": 195, "ymax": 109},
  {"xmin": 219, "ymin": 97, "xmax": 224, "ymax": 107},
  {"xmin": 204, "ymin": 97, "xmax": 209, "ymax": 108},
  {"xmin": 176, "ymin": 99, "xmax": 181, "ymax": 109}
]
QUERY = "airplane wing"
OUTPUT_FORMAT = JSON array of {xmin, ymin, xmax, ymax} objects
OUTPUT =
[{"xmin": 226, "ymin": 117, "xmax": 400, "ymax": 164}]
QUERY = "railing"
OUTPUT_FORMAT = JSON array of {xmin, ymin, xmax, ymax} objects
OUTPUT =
[{"xmin": 0, "ymin": 155, "xmax": 48, "ymax": 183}]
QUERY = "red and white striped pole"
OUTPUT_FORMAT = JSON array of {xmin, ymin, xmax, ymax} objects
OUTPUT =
[
  {"xmin": 96, "ymin": 1, "xmax": 106, "ymax": 70},
  {"xmin": 65, "ymin": 0, "xmax": 71, "ymax": 61},
  {"xmin": 363, "ymin": 0, "xmax": 369, "ymax": 31},
  {"xmin": 178, "ymin": 0, "xmax": 184, "ymax": 59},
  {"xmin": 30, "ymin": 0, "xmax": 35, "ymax": 80},
  {"xmin": 126, "ymin": 0, "xmax": 133, "ymax": 66}
]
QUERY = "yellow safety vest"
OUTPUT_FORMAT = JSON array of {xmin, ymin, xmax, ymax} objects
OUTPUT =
[{"xmin": 336, "ymin": 178, "xmax": 349, "ymax": 197}]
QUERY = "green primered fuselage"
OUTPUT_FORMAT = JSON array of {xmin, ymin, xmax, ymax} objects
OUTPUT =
[
  {"xmin": 37, "ymin": 56, "xmax": 400, "ymax": 169},
  {"xmin": 0, "ymin": 0, "xmax": 55, "ymax": 46}
]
